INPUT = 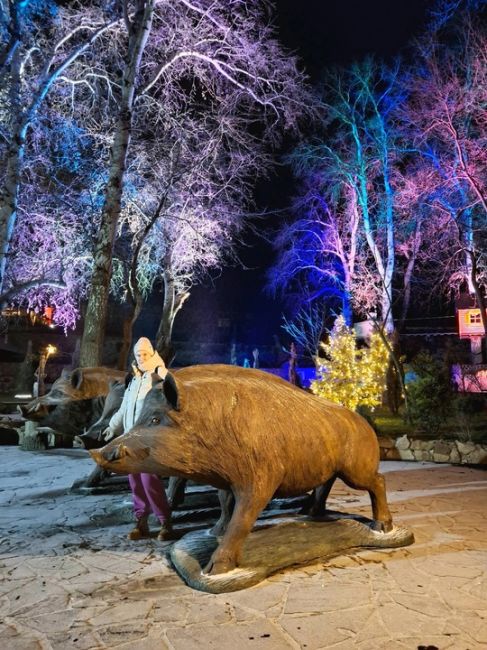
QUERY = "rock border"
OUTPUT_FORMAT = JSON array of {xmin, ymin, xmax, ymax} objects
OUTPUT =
[{"xmin": 379, "ymin": 435, "xmax": 487, "ymax": 465}]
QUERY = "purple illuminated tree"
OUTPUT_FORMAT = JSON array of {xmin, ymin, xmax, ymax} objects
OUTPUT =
[
  {"xmin": 0, "ymin": 1, "xmax": 116, "ymax": 294},
  {"xmin": 112, "ymin": 100, "xmax": 269, "ymax": 367},
  {"xmin": 1, "ymin": 108, "xmax": 105, "ymax": 330},
  {"xmin": 77, "ymin": 0, "xmax": 308, "ymax": 366}
]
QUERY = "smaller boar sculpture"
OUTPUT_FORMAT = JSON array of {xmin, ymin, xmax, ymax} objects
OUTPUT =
[
  {"xmin": 21, "ymin": 366, "xmax": 126, "ymax": 438},
  {"xmin": 91, "ymin": 365, "xmax": 393, "ymax": 575},
  {"xmin": 77, "ymin": 380, "xmax": 126, "ymax": 450},
  {"xmin": 21, "ymin": 366, "xmax": 126, "ymax": 488}
]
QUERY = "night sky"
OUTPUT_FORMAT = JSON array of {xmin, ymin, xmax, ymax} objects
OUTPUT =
[{"xmin": 168, "ymin": 0, "xmax": 433, "ymax": 350}]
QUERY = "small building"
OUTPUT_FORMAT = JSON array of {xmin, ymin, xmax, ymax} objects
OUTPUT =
[
  {"xmin": 456, "ymin": 293, "xmax": 485, "ymax": 362},
  {"xmin": 457, "ymin": 293, "xmax": 486, "ymax": 339}
]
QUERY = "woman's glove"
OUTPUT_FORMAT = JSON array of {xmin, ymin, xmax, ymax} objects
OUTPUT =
[{"xmin": 102, "ymin": 427, "xmax": 116, "ymax": 442}]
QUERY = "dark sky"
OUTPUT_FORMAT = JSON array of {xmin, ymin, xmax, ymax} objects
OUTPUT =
[
  {"xmin": 170, "ymin": 0, "xmax": 433, "ymax": 349},
  {"xmin": 274, "ymin": 0, "xmax": 431, "ymax": 77}
]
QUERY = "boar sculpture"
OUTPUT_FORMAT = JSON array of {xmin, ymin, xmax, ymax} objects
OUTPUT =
[
  {"xmin": 21, "ymin": 366, "xmax": 126, "ymax": 488},
  {"xmin": 21, "ymin": 366, "xmax": 126, "ymax": 438},
  {"xmin": 91, "ymin": 365, "xmax": 393, "ymax": 575},
  {"xmin": 77, "ymin": 379, "xmax": 126, "ymax": 450}
]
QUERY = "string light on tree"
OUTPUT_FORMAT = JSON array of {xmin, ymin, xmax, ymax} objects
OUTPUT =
[{"xmin": 311, "ymin": 315, "xmax": 389, "ymax": 411}]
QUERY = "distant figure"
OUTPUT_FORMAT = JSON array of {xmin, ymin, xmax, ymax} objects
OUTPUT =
[
  {"xmin": 243, "ymin": 358, "xmax": 251, "ymax": 368},
  {"xmin": 288, "ymin": 342, "xmax": 302, "ymax": 387},
  {"xmin": 230, "ymin": 342, "xmax": 237, "ymax": 365},
  {"xmin": 252, "ymin": 348, "xmax": 259, "ymax": 369}
]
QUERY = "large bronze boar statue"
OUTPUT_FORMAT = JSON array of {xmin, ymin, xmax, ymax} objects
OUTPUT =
[{"xmin": 91, "ymin": 365, "xmax": 393, "ymax": 575}]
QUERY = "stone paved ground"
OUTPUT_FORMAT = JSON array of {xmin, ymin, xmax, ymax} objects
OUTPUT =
[{"xmin": 0, "ymin": 446, "xmax": 486, "ymax": 650}]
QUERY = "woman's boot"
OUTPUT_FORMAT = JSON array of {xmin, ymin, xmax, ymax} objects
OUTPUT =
[
  {"xmin": 157, "ymin": 519, "xmax": 173, "ymax": 541},
  {"xmin": 127, "ymin": 515, "xmax": 150, "ymax": 540}
]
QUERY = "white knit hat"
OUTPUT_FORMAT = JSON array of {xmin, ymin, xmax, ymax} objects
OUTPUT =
[{"xmin": 133, "ymin": 337, "xmax": 154, "ymax": 356}]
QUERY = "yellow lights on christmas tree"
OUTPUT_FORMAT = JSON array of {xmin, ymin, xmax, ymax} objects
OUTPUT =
[{"xmin": 311, "ymin": 315, "xmax": 389, "ymax": 412}]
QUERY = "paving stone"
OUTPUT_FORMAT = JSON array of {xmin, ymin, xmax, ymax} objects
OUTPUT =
[
  {"xmin": 97, "ymin": 623, "xmax": 149, "ymax": 646},
  {"xmin": 17, "ymin": 607, "xmax": 79, "ymax": 634},
  {"xmin": 3, "ymin": 581, "xmax": 68, "ymax": 616},
  {"xmin": 440, "ymin": 587, "xmax": 487, "ymax": 612},
  {"xmin": 0, "ymin": 628, "xmax": 43, "ymax": 650},
  {"xmin": 280, "ymin": 606, "xmax": 374, "ymax": 649},
  {"xmin": 48, "ymin": 630, "xmax": 104, "ymax": 650},
  {"xmin": 222, "ymin": 581, "xmax": 288, "ymax": 614},
  {"xmin": 152, "ymin": 598, "xmax": 188, "ymax": 623},
  {"xmin": 114, "ymin": 636, "xmax": 169, "ymax": 650},
  {"xmin": 378, "ymin": 601, "xmax": 447, "ymax": 636},
  {"xmin": 89, "ymin": 600, "xmax": 154, "ymax": 626},
  {"xmin": 449, "ymin": 614, "xmax": 487, "ymax": 644},
  {"xmin": 389, "ymin": 591, "xmax": 449, "ymax": 618},
  {"xmin": 13, "ymin": 594, "xmax": 70, "ymax": 618},
  {"xmin": 185, "ymin": 598, "xmax": 233, "ymax": 624},
  {"xmin": 284, "ymin": 582, "xmax": 371, "ymax": 614},
  {"xmin": 166, "ymin": 620, "xmax": 294, "ymax": 649}
]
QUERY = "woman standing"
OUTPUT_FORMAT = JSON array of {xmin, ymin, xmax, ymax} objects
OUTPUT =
[{"xmin": 103, "ymin": 337, "xmax": 172, "ymax": 541}]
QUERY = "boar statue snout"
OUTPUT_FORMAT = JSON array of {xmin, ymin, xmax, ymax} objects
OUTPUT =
[
  {"xmin": 90, "ymin": 443, "xmax": 126, "ymax": 467},
  {"xmin": 89, "ymin": 443, "xmax": 150, "ymax": 470}
]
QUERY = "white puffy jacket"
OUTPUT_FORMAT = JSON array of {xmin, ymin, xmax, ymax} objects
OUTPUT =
[{"xmin": 108, "ymin": 359, "xmax": 167, "ymax": 436}]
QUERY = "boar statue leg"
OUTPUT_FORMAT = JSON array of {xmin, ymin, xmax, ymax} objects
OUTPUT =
[
  {"xmin": 210, "ymin": 489, "xmax": 235, "ymax": 537},
  {"xmin": 204, "ymin": 487, "xmax": 273, "ymax": 575},
  {"xmin": 341, "ymin": 470, "xmax": 393, "ymax": 532},
  {"xmin": 167, "ymin": 477, "xmax": 187, "ymax": 508},
  {"xmin": 71, "ymin": 465, "xmax": 111, "ymax": 489},
  {"xmin": 307, "ymin": 476, "xmax": 337, "ymax": 517}
]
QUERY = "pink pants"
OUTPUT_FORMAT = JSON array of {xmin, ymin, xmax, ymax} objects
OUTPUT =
[{"xmin": 128, "ymin": 473, "xmax": 171, "ymax": 523}]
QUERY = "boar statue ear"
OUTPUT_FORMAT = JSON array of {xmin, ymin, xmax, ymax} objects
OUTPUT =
[
  {"xmin": 163, "ymin": 373, "xmax": 179, "ymax": 411},
  {"xmin": 70, "ymin": 368, "xmax": 84, "ymax": 390}
]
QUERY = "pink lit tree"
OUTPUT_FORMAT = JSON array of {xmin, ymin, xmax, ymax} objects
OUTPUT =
[
  {"xmin": 404, "ymin": 11, "xmax": 487, "ymax": 332},
  {"xmin": 112, "ymin": 101, "xmax": 270, "ymax": 367}
]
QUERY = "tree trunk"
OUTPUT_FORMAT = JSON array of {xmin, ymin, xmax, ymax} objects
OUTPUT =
[
  {"xmin": 0, "ymin": 49, "xmax": 23, "ymax": 294},
  {"xmin": 155, "ymin": 270, "xmax": 189, "ymax": 366},
  {"xmin": 117, "ymin": 294, "xmax": 143, "ymax": 370},
  {"xmin": 79, "ymin": 1, "xmax": 155, "ymax": 367},
  {"xmin": 79, "ymin": 113, "xmax": 133, "ymax": 367},
  {"xmin": 467, "ymin": 250, "xmax": 487, "ymax": 364},
  {"xmin": 399, "ymin": 216, "xmax": 423, "ymax": 331}
]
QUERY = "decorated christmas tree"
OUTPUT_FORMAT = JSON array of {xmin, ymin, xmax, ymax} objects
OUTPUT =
[{"xmin": 311, "ymin": 316, "xmax": 389, "ymax": 411}]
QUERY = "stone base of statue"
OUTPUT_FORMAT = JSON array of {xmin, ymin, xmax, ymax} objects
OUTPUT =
[
  {"xmin": 18, "ymin": 421, "xmax": 46, "ymax": 451},
  {"xmin": 169, "ymin": 514, "xmax": 414, "ymax": 594}
]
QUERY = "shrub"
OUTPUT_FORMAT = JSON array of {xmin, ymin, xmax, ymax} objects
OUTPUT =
[{"xmin": 405, "ymin": 352, "xmax": 452, "ymax": 435}]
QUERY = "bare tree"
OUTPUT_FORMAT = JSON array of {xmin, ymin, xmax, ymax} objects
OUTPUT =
[
  {"xmin": 0, "ymin": 1, "xmax": 117, "ymax": 293},
  {"xmin": 78, "ymin": 0, "xmax": 309, "ymax": 366},
  {"xmin": 404, "ymin": 12, "xmax": 487, "ymax": 334}
]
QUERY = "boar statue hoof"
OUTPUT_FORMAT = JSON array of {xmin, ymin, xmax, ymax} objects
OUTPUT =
[
  {"xmin": 370, "ymin": 520, "xmax": 393, "ymax": 534},
  {"xmin": 202, "ymin": 558, "xmax": 236, "ymax": 576}
]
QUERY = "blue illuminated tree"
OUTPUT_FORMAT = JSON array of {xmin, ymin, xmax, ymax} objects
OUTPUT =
[{"xmin": 271, "ymin": 58, "xmax": 405, "ymax": 336}]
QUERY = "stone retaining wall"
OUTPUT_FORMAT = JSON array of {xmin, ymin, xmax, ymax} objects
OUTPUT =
[{"xmin": 379, "ymin": 434, "xmax": 487, "ymax": 466}]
